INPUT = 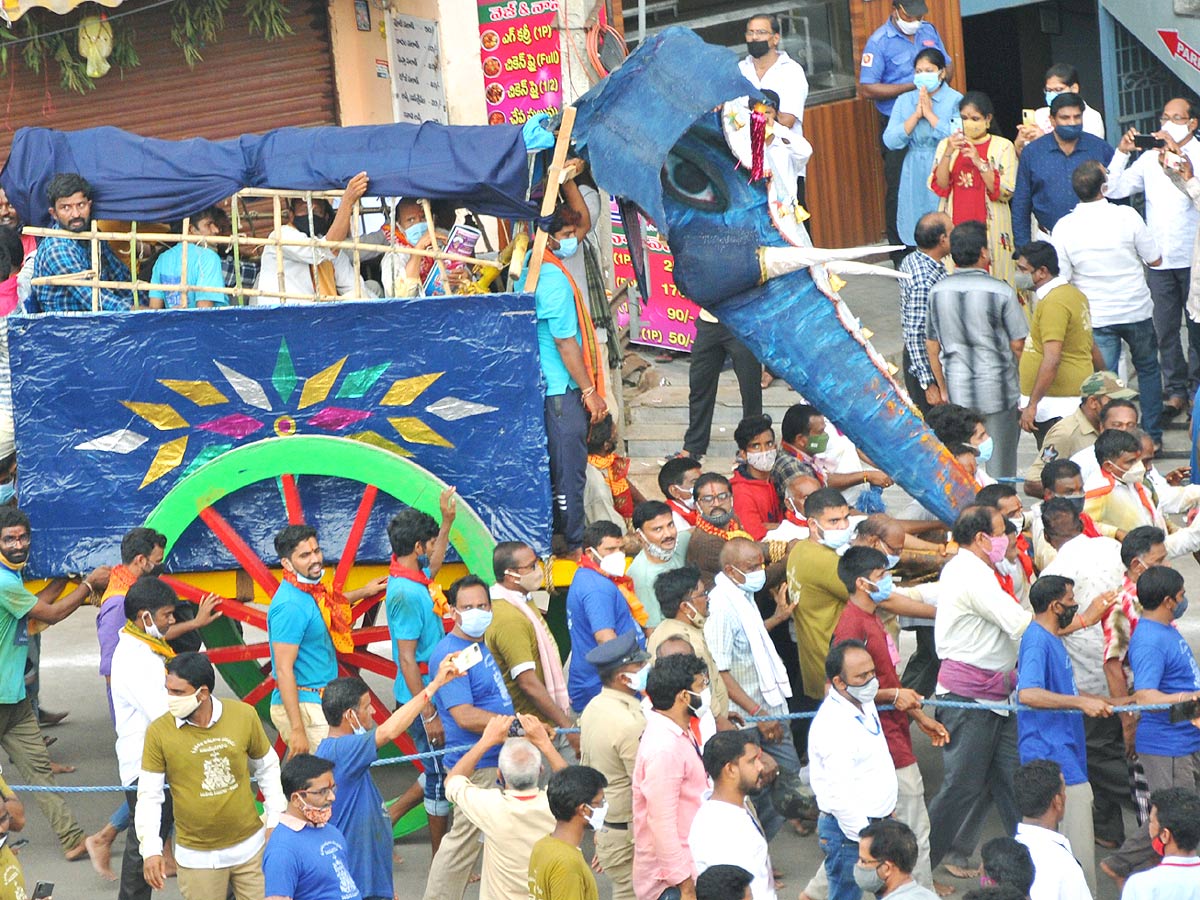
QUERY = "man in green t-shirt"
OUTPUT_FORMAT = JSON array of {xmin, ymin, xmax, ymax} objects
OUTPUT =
[
  {"xmin": 1016, "ymin": 241, "xmax": 1104, "ymax": 445},
  {"xmin": 528, "ymin": 765, "xmax": 607, "ymax": 900},
  {"xmin": 136, "ymin": 652, "xmax": 285, "ymax": 900},
  {"xmin": 0, "ymin": 506, "xmax": 109, "ymax": 860}
]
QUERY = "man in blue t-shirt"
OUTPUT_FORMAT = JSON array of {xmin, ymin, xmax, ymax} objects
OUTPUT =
[
  {"xmin": 148, "ymin": 207, "xmax": 229, "ymax": 309},
  {"xmin": 421, "ymin": 575, "xmax": 515, "ymax": 900},
  {"xmin": 267, "ymin": 524, "xmax": 386, "ymax": 758},
  {"xmin": 315, "ymin": 658, "xmax": 462, "ymax": 900},
  {"xmin": 263, "ymin": 754, "xmax": 362, "ymax": 900},
  {"xmin": 565, "ymin": 521, "xmax": 646, "ymax": 712},
  {"xmin": 1102, "ymin": 565, "xmax": 1200, "ymax": 885},
  {"xmin": 1017, "ymin": 574, "xmax": 1115, "ymax": 894},
  {"xmin": 381, "ymin": 491, "xmax": 455, "ymax": 853},
  {"xmin": 514, "ymin": 188, "xmax": 607, "ymax": 554},
  {"xmin": 858, "ymin": 0, "xmax": 951, "ymax": 261}
]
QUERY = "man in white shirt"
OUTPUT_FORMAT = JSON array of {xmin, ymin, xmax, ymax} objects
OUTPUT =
[
  {"xmin": 1106, "ymin": 99, "xmax": 1200, "ymax": 416},
  {"xmin": 1122, "ymin": 787, "xmax": 1200, "ymax": 900},
  {"xmin": 691, "ymin": 730, "xmax": 775, "ymax": 900},
  {"xmin": 809, "ymin": 639, "xmax": 897, "ymax": 900},
  {"xmin": 110, "ymin": 576, "xmax": 177, "ymax": 900},
  {"xmin": 1051, "ymin": 159, "xmax": 1164, "ymax": 445},
  {"xmin": 254, "ymin": 172, "xmax": 369, "ymax": 304},
  {"xmin": 1014, "ymin": 759, "xmax": 1091, "ymax": 900},
  {"xmin": 738, "ymin": 13, "xmax": 810, "ymax": 204}
]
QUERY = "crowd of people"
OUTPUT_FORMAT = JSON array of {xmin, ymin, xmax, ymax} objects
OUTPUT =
[{"xmin": 0, "ymin": 3, "xmax": 1198, "ymax": 900}]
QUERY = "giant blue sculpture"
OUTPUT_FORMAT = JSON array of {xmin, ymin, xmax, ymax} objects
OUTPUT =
[{"xmin": 572, "ymin": 27, "xmax": 977, "ymax": 522}]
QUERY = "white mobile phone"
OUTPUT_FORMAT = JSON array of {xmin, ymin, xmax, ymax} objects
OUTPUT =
[
  {"xmin": 454, "ymin": 642, "xmax": 483, "ymax": 672},
  {"xmin": 950, "ymin": 115, "xmax": 963, "ymax": 133}
]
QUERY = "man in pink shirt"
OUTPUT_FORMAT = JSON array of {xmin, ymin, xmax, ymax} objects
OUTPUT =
[{"xmin": 632, "ymin": 652, "xmax": 711, "ymax": 900}]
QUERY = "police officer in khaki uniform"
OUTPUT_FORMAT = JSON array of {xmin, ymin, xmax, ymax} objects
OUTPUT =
[
  {"xmin": 1023, "ymin": 371, "xmax": 1138, "ymax": 497},
  {"xmin": 577, "ymin": 632, "xmax": 649, "ymax": 900}
]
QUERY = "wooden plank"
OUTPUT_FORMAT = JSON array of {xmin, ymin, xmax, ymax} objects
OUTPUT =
[{"xmin": 524, "ymin": 105, "xmax": 578, "ymax": 293}]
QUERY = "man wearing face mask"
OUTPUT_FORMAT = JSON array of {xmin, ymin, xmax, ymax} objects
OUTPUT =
[
  {"xmin": 632, "ymin": 653, "xmax": 710, "ymax": 900},
  {"xmin": 109, "ymin": 576, "xmax": 179, "ymax": 900},
  {"xmin": 254, "ymin": 173, "xmax": 370, "ymax": 304},
  {"xmin": 567, "ymin": 521, "xmax": 648, "ymax": 712},
  {"xmin": 421, "ymin": 576, "xmax": 515, "ymax": 899},
  {"xmin": 1120, "ymin": 787, "xmax": 1200, "ymax": 900},
  {"xmin": 487, "ymin": 542, "xmax": 577, "ymax": 758},
  {"xmin": 686, "ymin": 473, "xmax": 784, "ymax": 589},
  {"xmin": 830, "ymin": 549, "xmax": 945, "ymax": 893},
  {"xmin": 808, "ymin": 640, "xmax": 898, "ymax": 900},
  {"xmin": 268, "ymin": 524, "xmax": 387, "ymax": 760},
  {"xmin": 315, "ymin": 661, "xmax": 462, "ymax": 900},
  {"xmin": 137, "ymin": 652, "xmax": 284, "ymax": 897},
  {"xmin": 1030, "ymin": 459, "xmax": 1105, "ymax": 571},
  {"xmin": 1016, "ymin": 576, "xmax": 1116, "ymax": 895},
  {"xmin": 262, "ymin": 754, "xmax": 360, "ymax": 900},
  {"xmin": 1012, "ymin": 93, "xmax": 1114, "ymax": 249},
  {"xmin": 1052, "ymin": 159, "xmax": 1163, "ymax": 446},
  {"xmin": 649, "ymin": 566, "xmax": 730, "ymax": 727},
  {"xmin": 730, "ymin": 415, "xmax": 783, "ymax": 541},
  {"xmin": 765, "ymin": 473, "xmax": 821, "ymax": 542},
  {"xmin": 147, "ymin": 206, "xmax": 229, "ymax": 309},
  {"xmin": 628, "ymin": 501, "xmax": 692, "ymax": 626},
  {"xmin": 1106, "ymin": 99, "xmax": 1200, "ymax": 420},
  {"xmin": 528, "ymin": 765, "xmax": 608, "ymax": 900},
  {"xmin": 926, "ymin": 505, "xmax": 1112, "ymax": 876},
  {"xmin": 853, "ymin": 820, "xmax": 938, "ymax": 900},
  {"xmin": 579, "ymin": 631, "xmax": 652, "ymax": 900},
  {"xmin": 1101, "ymin": 565, "xmax": 1200, "ymax": 886},
  {"xmin": 859, "ymin": 0, "xmax": 952, "ymax": 264},
  {"xmin": 660, "ymin": 457, "xmax": 702, "ymax": 532},
  {"xmin": 1016, "ymin": 242, "xmax": 1101, "ymax": 445}
]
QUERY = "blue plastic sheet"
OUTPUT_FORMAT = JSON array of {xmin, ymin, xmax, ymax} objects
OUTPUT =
[
  {"xmin": 1, "ymin": 122, "xmax": 539, "ymax": 228},
  {"xmin": 8, "ymin": 296, "xmax": 552, "ymax": 576}
]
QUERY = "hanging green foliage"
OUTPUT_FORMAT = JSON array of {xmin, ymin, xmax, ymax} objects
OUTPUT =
[
  {"xmin": 170, "ymin": 0, "xmax": 230, "ymax": 67},
  {"xmin": 110, "ymin": 22, "xmax": 140, "ymax": 75},
  {"xmin": 52, "ymin": 31, "xmax": 93, "ymax": 92},
  {"xmin": 246, "ymin": 0, "xmax": 293, "ymax": 41}
]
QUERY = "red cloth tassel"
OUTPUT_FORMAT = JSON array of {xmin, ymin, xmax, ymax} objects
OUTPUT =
[{"xmin": 749, "ymin": 108, "xmax": 767, "ymax": 181}]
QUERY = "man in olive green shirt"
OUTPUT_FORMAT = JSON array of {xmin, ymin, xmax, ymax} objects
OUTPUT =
[
  {"xmin": 1017, "ymin": 241, "xmax": 1104, "ymax": 443},
  {"xmin": 1022, "ymin": 370, "xmax": 1139, "ymax": 497},
  {"xmin": 529, "ymin": 765, "xmax": 607, "ymax": 900},
  {"xmin": 0, "ymin": 806, "xmax": 23, "ymax": 900},
  {"xmin": 578, "ymin": 633, "xmax": 648, "ymax": 900},
  {"xmin": 136, "ymin": 652, "xmax": 285, "ymax": 899},
  {"xmin": 648, "ymin": 565, "xmax": 729, "ymax": 720}
]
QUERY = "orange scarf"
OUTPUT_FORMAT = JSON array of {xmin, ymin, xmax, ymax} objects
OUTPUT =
[
  {"xmin": 282, "ymin": 571, "xmax": 354, "ymax": 653},
  {"xmin": 695, "ymin": 514, "xmax": 755, "ymax": 543},
  {"xmin": 102, "ymin": 564, "xmax": 139, "ymax": 603},
  {"xmin": 588, "ymin": 452, "xmax": 634, "ymax": 518},
  {"xmin": 388, "ymin": 557, "xmax": 450, "ymax": 618},
  {"xmin": 540, "ymin": 250, "xmax": 605, "ymax": 399},
  {"xmin": 382, "ymin": 224, "xmax": 435, "ymax": 280},
  {"xmin": 578, "ymin": 552, "xmax": 648, "ymax": 627}
]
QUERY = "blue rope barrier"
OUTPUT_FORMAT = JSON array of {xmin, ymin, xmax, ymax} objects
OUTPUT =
[{"xmin": 7, "ymin": 698, "xmax": 1184, "ymax": 793}]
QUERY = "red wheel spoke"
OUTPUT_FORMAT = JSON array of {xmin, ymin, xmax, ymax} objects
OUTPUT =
[
  {"xmin": 338, "ymin": 649, "xmax": 397, "ymax": 679},
  {"xmin": 197, "ymin": 506, "xmax": 280, "ymax": 597},
  {"xmin": 333, "ymin": 484, "xmax": 378, "ymax": 594},
  {"xmin": 348, "ymin": 625, "xmax": 391, "ymax": 646},
  {"xmin": 350, "ymin": 591, "xmax": 385, "ymax": 621},
  {"xmin": 158, "ymin": 575, "xmax": 267, "ymax": 630},
  {"xmin": 207, "ymin": 643, "xmax": 272, "ymax": 664},
  {"xmin": 280, "ymin": 474, "xmax": 304, "ymax": 525},
  {"xmin": 243, "ymin": 676, "xmax": 277, "ymax": 708}
]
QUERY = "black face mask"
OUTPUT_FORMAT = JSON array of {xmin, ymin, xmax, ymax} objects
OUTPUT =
[
  {"xmin": 1056, "ymin": 603, "xmax": 1079, "ymax": 630},
  {"xmin": 1062, "ymin": 495, "xmax": 1086, "ymax": 516},
  {"xmin": 747, "ymin": 39, "xmax": 771, "ymax": 58},
  {"xmin": 294, "ymin": 214, "xmax": 333, "ymax": 236}
]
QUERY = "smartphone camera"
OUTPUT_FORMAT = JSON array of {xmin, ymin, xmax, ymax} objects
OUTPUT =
[
  {"xmin": 1133, "ymin": 134, "xmax": 1166, "ymax": 150},
  {"xmin": 508, "ymin": 720, "xmax": 525, "ymax": 738}
]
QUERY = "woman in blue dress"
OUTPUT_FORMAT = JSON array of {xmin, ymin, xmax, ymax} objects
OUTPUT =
[{"xmin": 883, "ymin": 47, "xmax": 963, "ymax": 250}]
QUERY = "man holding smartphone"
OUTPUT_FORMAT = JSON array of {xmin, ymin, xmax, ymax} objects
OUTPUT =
[{"xmin": 1106, "ymin": 99, "xmax": 1200, "ymax": 420}]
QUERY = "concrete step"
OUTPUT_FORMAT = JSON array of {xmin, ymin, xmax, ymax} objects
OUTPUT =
[
  {"xmin": 625, "ymin": 422, "xmax": 741, "ymax": 460},
  {"xmin": 627, "ymin": 381, "xmax": 804, "ymax": 426}
]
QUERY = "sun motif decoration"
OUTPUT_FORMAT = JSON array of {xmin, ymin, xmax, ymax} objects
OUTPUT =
[{"xmin": 73, "ymin": 339, "xmax": 498, "ymax": 489}]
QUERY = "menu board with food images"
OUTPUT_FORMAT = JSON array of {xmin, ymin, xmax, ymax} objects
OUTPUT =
[
  {"xmin": 477, "ymin": 0, "xmax": 563, "ymax": 125},
  {"xmin": 610, "ymin": 200, "xmax": 701, "ymax": 352}
]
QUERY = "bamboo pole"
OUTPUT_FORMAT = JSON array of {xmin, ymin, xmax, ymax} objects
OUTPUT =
[
  {"xmin": 351, "ymin": 199, "xmax": 362, "ymax": 301},
  {"xmin": 273, "ymin": 196, "xmax": 285, "ymax": 305},
  {"xmin": 230, "ymin": 200, "xmax": 244, "ymax": 305},
  {"xmin": 179, "ymin": 216, "xmax": 190, "ymax": 310},
  {"xmin": 525, "ymin": 105, "xmax": 577, "ymax": 294},
  {"xmin": 90, "ymin": 220, "xmax": 100, "ymax": 312},
  {"xmin": 130, "ymin": 220, "xmax": 139, "ymax": 309}
]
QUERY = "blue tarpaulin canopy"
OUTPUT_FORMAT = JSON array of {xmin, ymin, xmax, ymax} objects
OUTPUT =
[{"xmin": 1, "ymin": 122, "xmax": 540, "ymax": 227}]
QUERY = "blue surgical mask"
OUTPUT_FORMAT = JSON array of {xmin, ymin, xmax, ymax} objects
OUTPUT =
[
  {"xmin": 1044, "ymin": 90, "xmax": 1060, "ymax": 108},
  {"xmin": 1174, "ymin": 595, "xmax": 1189, "ymax": 620},
  {"xmin": 417, "ymin": 554, "xmax": 430, "ymax": 570},
  {"xmin": 885, "ymin": 553, "xmax": 901, "ymax": 570},
  {"xmin": 1054, "ymin": 123, "xmax": 1084, "ymax": 142},
  {"xmin": 867, "ymin": 574, "xmax": 895, "ymax": 603},
  {"xmin": 733, "ymin": 567, "xmax": 767, "ymax": 594},
  {"xmin": 0, "ymin": 482, "xmax": 15, "ymax": 505},
  {"xmin": 459, "ymin": 608, "xmax": 494, "ymax": 638},
  {"xmin": 623, "ymin": 662, "xmax": 651, "ymax": 693},
  {"xmin": 553, "ymin": 236, "xmax": 579, "ymax": 259},
  {"xmin": 976, "ymin": 437, "xmax": 994, "ymax": 463},
  {"xmin": 404, "ymin": 221, "xmax": 428, "ymax": 245},
  {"xmin": 349, "ymin": 711, "xmax": 368, "ymax": 736},
  {"xmin": 913, "ymin": 71, "xmax": 941, "ymax": 92}
]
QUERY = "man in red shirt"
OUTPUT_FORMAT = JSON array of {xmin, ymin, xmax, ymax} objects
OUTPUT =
[
  {"xmin": 829, "ymin": 546, "xmax": 949, "ymax": 892},
  {"xmin": 730, "ymin": 414, "xmax": 783, "ymax": 540}
]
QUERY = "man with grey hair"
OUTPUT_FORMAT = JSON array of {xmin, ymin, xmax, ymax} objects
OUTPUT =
[{"xmin": 441, "ymin": 711, "xmax": 566, "ymax": 899}]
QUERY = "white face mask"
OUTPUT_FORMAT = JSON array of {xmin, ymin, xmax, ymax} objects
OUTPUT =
[
  {"xmin": 140, "ymin": 612, "xmax": 164, "ymax": 640},
  {"xmin": 594, "ymin": 549, "xmax": 627, "ymax": 578},
  {"xmin": 639, "ymin": 529, "xmax": 674, "ymax": 562},
  {"xmin": 746, "ymin": 449, "xmax": 778, "ymax": 471},
  {"xmin": 166, "ymin": 688, "xmax": 203, "ymax": 720},
  {"xmin": 585, "ymin": 801, "xmax": 608, "ymax": 832},
  {"xmin": 895, "ymin": 15, "xmax": 921, "ymax": 35},
  {"xmin": 671, "ymin": 486, "xmax": 696, "ymax": 509},
  {"xmin": 1163, "ymin": 120, "xmax": 1194, "ymax": 144},
  {"xmin": 688, "ymin": 686, "xmax": 712, "ymax": 719}
]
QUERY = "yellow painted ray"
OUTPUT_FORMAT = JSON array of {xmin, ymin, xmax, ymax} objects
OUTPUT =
[
  {"xmin": 347, "ymin": 430, "xmax": 414, "ymax": 457},
  {"xmin": 139, "ymin": 437, "xmax": 188, "ymax": 489},
  {"xmin": 388, "ymin": 417, "xmax": 453, "ymax": 448},
  {"xmin": 159, "ymin": 379, "xmax": 229, "ymax": 407},
  {"xmin": 122, "ymin": 401, "xmax": 188, "ymax": 430},
  {"xmin": 380, "ymin": 373, "xmax": 443, "ymax": 406},
  {"xmin": 298, "ymin": 357, "xmax": 348, "ymax": 409}
]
